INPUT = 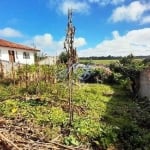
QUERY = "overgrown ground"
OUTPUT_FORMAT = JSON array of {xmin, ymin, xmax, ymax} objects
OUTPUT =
[{"xmin": 0, "ymin": 81, "xmax": 149, "ymax": 149}]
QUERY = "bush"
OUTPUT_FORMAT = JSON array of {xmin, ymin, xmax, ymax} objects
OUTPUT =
[
  {"xmin": 143, "ymin": 58, "xmax": 150, "ymax": 66},
  {"xmin": 109, "ymin": 55, "xmax": 145, "ymax": 96},
  {"xmin": 59, "ymin": 51, "xmax": 68, "ymax": 63},
  {"xmin": 106, "ymin": 72, "xmax": 123, "ymax": 84},
  {"xmin": 90, "ymin": 125, "xmax": 118, "ymax": 149},
  {"xmin": 118, "ymin": 124, "xmax": 145, "ymax": 149},
  {"xmin": 82, "ymin": 67, "xmax": 112, "ymax": 83}
]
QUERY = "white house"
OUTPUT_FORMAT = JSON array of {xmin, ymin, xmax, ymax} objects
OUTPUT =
[{"xmin": 0, "ymin": 39, "xmax": 40, "ymax": 65}]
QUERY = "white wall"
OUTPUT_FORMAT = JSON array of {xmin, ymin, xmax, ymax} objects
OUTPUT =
[
  {"xmin": 0, "ymin": 46, "xmax": 36, "ymax": 64},
  {"xmin": 0, "ymin": 47, "xmax": 9, "ymax": 61},
  {"xmin": 38, "ymin": 56, "xmax": 58, "ymax": 65}
]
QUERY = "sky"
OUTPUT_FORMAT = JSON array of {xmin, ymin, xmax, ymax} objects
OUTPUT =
[{"xmin": 0, "ymin": 0, "xmax": 150, "ymax": 57}]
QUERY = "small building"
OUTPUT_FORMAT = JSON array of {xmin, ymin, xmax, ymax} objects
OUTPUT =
[
  {"xmin": 0, "ymin": 39, "xmax": 40, "ymax": 65},
  {"xmin": 139, "ymin": 67, "xmax": 150, "ymax": 99},
  {"xmin": 38, "ymin": 56, "xmax": 58, "ymax": 65}
]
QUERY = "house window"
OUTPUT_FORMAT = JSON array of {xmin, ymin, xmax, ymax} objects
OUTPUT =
[{"xmin": 23, "ymin": 52, "xmax": 30, "ymax": 59}]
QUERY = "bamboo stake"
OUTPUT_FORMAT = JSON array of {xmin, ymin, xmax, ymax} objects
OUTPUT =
[{"xmin": 64, "ymin": 9, "xmax": 77, "ymax": 126}]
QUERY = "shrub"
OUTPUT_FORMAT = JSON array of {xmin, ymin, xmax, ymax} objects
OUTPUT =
[
  {"xmin": 90, "ymin": 125, "xmax": 118, "ymax": 149},
  {"xmin": 118, "ymin": 124, "xmax": 144, "ymax": 149},
  {"xmin": 82, "ymin": 67, "xmax": 112, "ymax": 83},
  {"xmin": 109, "ymin": 55, "xmax": 145, "ymax": 96}
]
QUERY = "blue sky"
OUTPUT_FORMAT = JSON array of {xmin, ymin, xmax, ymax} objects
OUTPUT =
[{"xmin": 0, "ymin": 0, "xmax": 150, "ymax": 56}]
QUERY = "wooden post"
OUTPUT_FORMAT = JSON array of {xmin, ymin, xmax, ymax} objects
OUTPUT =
[{"xmin": 0, "ymin": 60, "xmax": 4, "ymax": 78}]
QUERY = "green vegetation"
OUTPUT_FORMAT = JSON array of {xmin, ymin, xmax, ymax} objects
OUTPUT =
[
  {"xmin": 79, "ymin": 55, "xmax": 144, "ymax": 65},
  {"xmin": 0, "ymin": 55, "xmax": 149, "ymax": 149},
  {"xmin": 79, "ymin": 59, "xmax": 118, "ymax": 65},
  {"xmin": 0, "ymin": 81, "xmax": 150, "ymax": 149},
  {"xmin": 109, "ymin": 54, "xmax": 146, "ymax": 97},
  {"xmin": 58, "ymin": 51, "xmax": 68, "ymax": 63}
]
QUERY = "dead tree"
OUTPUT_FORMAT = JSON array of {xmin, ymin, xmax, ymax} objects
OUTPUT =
[{"xmin": 64, "ymin": 9, "xmax": 78, "ymax": 125}]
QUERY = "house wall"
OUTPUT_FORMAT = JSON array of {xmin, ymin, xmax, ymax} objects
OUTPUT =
[
  {"xmin": 139, "ymin": 67, "xmax": 150, "ymax": 99},
  {"xmin": 0, "ymin": 46, "xmax": 35, "ymax": 64},
  {"xmin": 15, "ymin": 49, "xmax": 35, "ymax": 64}
]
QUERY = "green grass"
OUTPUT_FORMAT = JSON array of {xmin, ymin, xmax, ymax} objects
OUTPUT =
[
  {"xmin": 79, "ymin": 58, "xmax": 143, "ymax": 65},
  {"xmin": 0, "ymin": 83, "xmax": 149, "ymax": 149},
  {"xmin": 79, "ymin": 59, "xmax": 119, "ymax": 65}
]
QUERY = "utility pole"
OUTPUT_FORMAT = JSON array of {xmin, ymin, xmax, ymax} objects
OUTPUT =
[{"xmin": 64, "ymin": 9, "xmax": 77, "ymax": 125}]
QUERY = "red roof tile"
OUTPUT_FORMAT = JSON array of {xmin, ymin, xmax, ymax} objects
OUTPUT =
[{"xmin": 0, "ymin": 39, "xmax": 40, "ymax": 52}]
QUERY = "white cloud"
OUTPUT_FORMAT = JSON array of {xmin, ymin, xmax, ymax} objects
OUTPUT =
[
  {"xmin": 24, "ymin": 33, "xmax": 62, "ymax": 56},
  {"xmin": 111, "ymin": 0, "xmax": 125, "ymax": 5},
  {"xmin": 141, "ymin": 16, "xmax": 150, "ymax": 24},
  {"xmin": 110, "ymin": 1, "xmax": 150, "ymax": 23},
  {"xmin": 48, "ymin": 0, "xmax": 90, "ymax": 15},
  {"xmin": 59, "ymin": 0, "xmax": 90, "ymax": 15},
  {"xmin": 48, "ymin": 0, "xmax": 124, "ymax": 15},
  {"xmin": 33, "ymin": 34, "xmax": 53, "ymax": 48},
  {"xmin": 24, "ymin": 33, "xmax": 86, "ymax": 56},
  {"xmin": 0, "ymin": 27, "xmax": 23, "ymax": 37},
  {"xmin": 74, "ymin": 37, "xmax": 87, "ymax": 48},
  {"xmin": 88, "ymin": 0, "xmax": 124, "ymax": 5},
  {"xmin": 79, "ymin": 28, "xmax": 150, "ymax": 57},
  {"xmin": 112, "ymin": 30, "xmax": 120, "ymax": 39},
  {"xmin": 24, "ymin": 29, "xmax": 150, "ymax": 57}
]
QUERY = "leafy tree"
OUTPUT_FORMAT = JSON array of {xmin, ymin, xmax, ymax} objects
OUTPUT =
[
  {"xmin": 143, "ymin": 57, "xmax": 150, "ymax": 66},
  {"xmin": 119, "ymin": 54, "xmax": 134, "ymax": 65},
  {"xmin": 110, "ymin": 54, "xmax": 145, "ymax": 97},
  {"xmin": 59, "ymin": 51, "xmax": 68, "ymax": 63}
]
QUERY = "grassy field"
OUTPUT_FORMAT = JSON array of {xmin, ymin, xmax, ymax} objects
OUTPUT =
[
  {"xmin": 79, "ymin": 59, "xmax": 119, "ymax": 65},
  {"xmin": 79, "ymin": 58, "xmax": 143, "ymax": 65},
  {"xmin": 0, "ymin": 82, "xmax": 149, "ymax": 149}
]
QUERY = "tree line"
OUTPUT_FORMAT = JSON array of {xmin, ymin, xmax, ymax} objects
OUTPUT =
[{"xmin": 79, "ymin": 55, "xmax": 150, "ymax": 60}]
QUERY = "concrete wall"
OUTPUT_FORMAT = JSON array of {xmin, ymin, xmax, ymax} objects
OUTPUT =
[
  {"xmin": 0, "ymin": 61, "xmax": 21, "ymax": 74},
  {"xmin": 139, "ymin": 67, "xmax": 150, "ymax": 99},
  {"xmin": 38, "ymin": 56, "xmax": 58, "ymax": 65}
]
